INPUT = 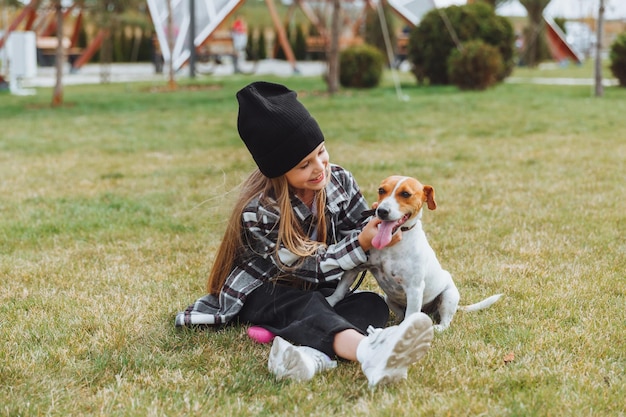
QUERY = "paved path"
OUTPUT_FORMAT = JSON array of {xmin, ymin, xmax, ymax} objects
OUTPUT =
[
  {"xmin": 23, "ymin": 60, "xmax": 327, "ymax": 88},
  {"xmin": 19, "ymin": 59, "xmax": 619, "ymax": 88},
  {"xmin": 506, "ymin": 76, "xmax": 618, "ymax": 86}
]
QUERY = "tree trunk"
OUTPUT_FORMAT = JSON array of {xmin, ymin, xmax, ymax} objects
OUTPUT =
[
  {"xmin": 52, "ymin": 1, "xmax": 64, "ymax": 106},
  {"xmin": 519, "ymin": 0, "xmax": 550, "ymax": 67},
  {"xmin": 327, "ymin": 0, "xmax": 341, "ymax": 94},
  {"xmin": 594, "ymin": 0, "xmax": 605, "ymax": 97},
  {"xmin": 166, "ymin": 0, "xmax": 176, "ymax": 90}
]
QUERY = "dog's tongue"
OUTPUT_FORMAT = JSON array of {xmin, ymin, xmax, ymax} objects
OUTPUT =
[{"xmin": 372, "ymin": 220, "xmax": 398, "ymax": 249}]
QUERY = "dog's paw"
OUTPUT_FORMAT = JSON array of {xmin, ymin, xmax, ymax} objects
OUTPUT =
[
  {"xmin": 433, "ymin": 324, "xmax": 449, "ymax": 332},
  {"xmin": 325, "ymin": 295, "xmax": 340, "ymax": 307}
]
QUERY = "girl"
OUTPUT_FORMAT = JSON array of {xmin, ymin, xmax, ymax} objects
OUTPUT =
[{"xmin": 176, "ymin": 81, "xmax": 433, "ymax": 387}]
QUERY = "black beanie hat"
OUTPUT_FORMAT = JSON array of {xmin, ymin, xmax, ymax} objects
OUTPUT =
[{"xmin": 236, "ymin": 81, "xmax": 325, "ymax": 178}]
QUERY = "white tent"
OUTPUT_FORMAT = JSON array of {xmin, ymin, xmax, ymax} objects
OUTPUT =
[
  {"xmin": 147, "ymin": 0, "xmax": 243, "ymax": 71},
  {"xmin": 387, "ymin": 0, "xmax": 465, "ymax": 25},
  {"xmin": 496, "ymin": 0, "xmax": 626, "ymax": 20}
]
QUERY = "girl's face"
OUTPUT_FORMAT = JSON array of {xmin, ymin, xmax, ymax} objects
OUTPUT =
[{"xmin": 284, "ymin": 142, "xmax": 330, "ymax": 198}]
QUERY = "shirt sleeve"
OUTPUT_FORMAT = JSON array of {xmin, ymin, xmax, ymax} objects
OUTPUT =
[
  {"xmin": 174, "ymin": 167, "xmax": 370, "ymax": 327},
  {"xmin": 242, "ymin": 168, "xmax": 370, "ymax": 284}
]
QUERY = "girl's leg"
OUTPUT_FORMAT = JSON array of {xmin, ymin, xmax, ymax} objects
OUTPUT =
[
  {"xmin": 237, "ymin": 282, "xmax": 388, "ymax": 357},
  {"xmin": 332, "ymin": 328, "xmax": 364, "ymax": 361},
  {"xmin": 330, "ymin": 290, "xmax": 389, "ymax": 331},
  {"xmin": 239, "ymin": 282, "xmax": 434, "ymax": 387}
]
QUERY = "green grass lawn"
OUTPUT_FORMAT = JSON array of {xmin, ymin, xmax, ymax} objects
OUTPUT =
[
  {"xmin": 1, "ymin": 72, "xmax": 625, "ymax": 416},
  {"xmin": 511, "ymin": 58, "xmax": 618, "ymax": 81}
]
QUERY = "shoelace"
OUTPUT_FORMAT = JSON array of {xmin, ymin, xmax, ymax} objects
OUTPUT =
[{"xmin": 310, "ymin": 353, "xmax": 328, "ymax": 372}]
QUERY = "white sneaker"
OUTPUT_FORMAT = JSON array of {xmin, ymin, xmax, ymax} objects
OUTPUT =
[
  {"xmin": 268, "ymin": 336, "xmax": 338, "ymax": 382},
  {"xmin": 356, "ymin": 312, "xmax": 433, "ymax": 388}
]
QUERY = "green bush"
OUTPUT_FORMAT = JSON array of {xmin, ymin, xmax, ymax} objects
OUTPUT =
[
  {"xmin": 257, "ymin": 29, "xmax": 267, "ymax": 60},
  {"xmin": 246, "ymin": 26, "xmax": 255, "ymax": 60},
  {"xmin": 293, "ymin": 24, "xmax": 307, "ymax": 61},
  {"xmin": 270, "ymin": 23, "xmax": 307, "ymax": 61},
  {"xmin": 448, "ymin": 40, "xmax": 503, "ymax": 90},
  {"xmin": 408, "ymin": 2, "xmax": 514, "ymax": 85},
  {"xmin": 609, "ymin": 32, "xmax": 626, "ymax": 87},
  {"xmin": 339, "ymin": 44, "xmax": 384, "ymax": 88}
]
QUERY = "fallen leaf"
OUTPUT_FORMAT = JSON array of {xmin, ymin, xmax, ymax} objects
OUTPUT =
[{"xmin": 503, "ymin": 352, "xmax": 515, "ymax": 364}]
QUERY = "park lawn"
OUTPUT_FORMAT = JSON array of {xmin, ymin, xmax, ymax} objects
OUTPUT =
[
  {"xmin": 511, "ymin": 58, "xmax": 619, "ymax": 81},
  {"xmin": 1, "ymin": 73, "xmax": 625, "ymax": 416}
]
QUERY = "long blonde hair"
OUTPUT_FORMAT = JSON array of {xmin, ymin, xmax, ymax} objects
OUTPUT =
[{"xmin": 206, "ymin": 168, "xmax": 328, "ymax": 295}]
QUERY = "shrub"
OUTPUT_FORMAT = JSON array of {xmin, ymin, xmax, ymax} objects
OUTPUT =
[
  {"xmin": 293, "ymin": 24, "xmax": 307, "ymax": 61},
  {"xmin": 246, "ymin": 25, "xmax": 255, "ymax": 60},
  {"xmin": 448, "ymin": 40, "xmax": 503, "ymax": 90},
  {"xmin": 245, "ymin": 27, "xmax": 262, "ymax": 61},
  {"xmin": 270, "ymin": 24, "xmax": 307, "ymax": 61},
  {"xmin": 257, "ymin": 29, "xmax": 267, "ymax": 60},
  {"xmin": 339, "ymin": 44, "xmax": 384, "ymax": 88},
  {"xmin": 609, "ymin": 32, "xmax": 626, "ymax": 87},
  {"xmin": 408, "ymin": 2, "xmax": 514, "ymax": 85}
]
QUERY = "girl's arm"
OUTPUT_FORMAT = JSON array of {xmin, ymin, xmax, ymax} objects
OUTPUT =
[
  {"xmin": 243, "ymin": 167, "xmax": 375, "ymax": 284},
  {"xmin": 245, "ymin": 211, "xmax": 368, "ymax": 284}
]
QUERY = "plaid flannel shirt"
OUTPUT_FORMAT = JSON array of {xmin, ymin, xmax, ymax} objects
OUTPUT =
[{"xmin": 175, "ymin": 164, "xmax": 370, "ymax": 327}]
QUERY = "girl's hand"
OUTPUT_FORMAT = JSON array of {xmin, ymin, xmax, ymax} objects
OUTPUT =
[
  {"xmin": 358, "ymin": 217, "xmax": 380, "ymax": 251},
  {"xmin": 358, "ymin": 202, "xmax": 402, "ymax": 251},
  {"xmin": 358, "ymin": 217, "xmax": 403, "ymax": 251}
]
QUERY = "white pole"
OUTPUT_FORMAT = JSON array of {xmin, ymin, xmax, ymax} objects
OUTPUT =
[{"xmin": 376, "ymin": 0, "xmax": 408, "ymax": 101}]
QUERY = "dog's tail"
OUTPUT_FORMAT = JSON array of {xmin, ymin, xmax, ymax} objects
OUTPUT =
[{"xmin": 458, "ymin": 294, "xmax": 503, "ymax": 312}]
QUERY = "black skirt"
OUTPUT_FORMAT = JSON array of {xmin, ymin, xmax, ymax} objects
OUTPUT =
[{"xmin": 237, "ymin": 281, "xmax": 389, "ymax": 357}]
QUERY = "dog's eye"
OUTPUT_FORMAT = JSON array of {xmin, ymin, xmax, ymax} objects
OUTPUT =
[
  {"xmin": 378, "ymin": 188, "xmax": 385, "ymax": 195},
  {"xmin": 400, "ymin": 191, "xmax": 411, "ymax": 198}
]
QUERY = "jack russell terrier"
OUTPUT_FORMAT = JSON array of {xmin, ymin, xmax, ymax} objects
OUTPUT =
[{"xmin": 326, "ymin": 175, "xmax": 502, "ymax": 331}]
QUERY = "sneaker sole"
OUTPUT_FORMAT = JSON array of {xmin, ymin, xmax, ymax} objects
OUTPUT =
[
  {"xmin": 268, "ymin": 338, "xmax": 313, "ymax": 382},
  {"xmin": 371, "ymin": 313, "xmax": 434, "ymax": 387}
]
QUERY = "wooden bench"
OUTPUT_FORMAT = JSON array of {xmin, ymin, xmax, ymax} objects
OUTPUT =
[
  {"xmin": 36, "ymin": 36, "xmax": 82, "ymax": 66},
  {"xmin": 152, "ymin": 31, "xmax": 237, "ymax": 67},
  {"xmin": 305, "ymin": 36, "xmax": 364, "ymax": 55},
  {"xmin": 205, "ymin": 31, "xmax": 235, "ymax": 56}
]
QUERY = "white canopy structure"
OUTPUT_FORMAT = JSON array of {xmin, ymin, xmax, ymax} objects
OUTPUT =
[
  {"xmin": 147, "ymin": 0, "xmax": 244, "ymax": 71},
  {"xmin": 149, "ymin": 0, "xmax": 534, "ymax": 73},
  {"xmin": 497, "ymin": 0, "xmax": 626, "ymax": 20},
  {"xmin": 387, "ymin": 0, "xmax": 464, "ymax": 25}
]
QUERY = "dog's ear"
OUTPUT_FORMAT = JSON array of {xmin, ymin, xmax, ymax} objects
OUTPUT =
[{"xmin": 423, "ymin": 185, "xmax": 436, "ymax": 210}]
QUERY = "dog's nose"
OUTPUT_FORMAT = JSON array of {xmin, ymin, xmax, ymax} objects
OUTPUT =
[{"xmin": 376, "ymin": 207, "xmax": 390, "ymax": 220}]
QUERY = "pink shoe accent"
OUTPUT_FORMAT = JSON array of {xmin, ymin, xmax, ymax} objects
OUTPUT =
[{"xmin": 247, "ymin": 326, "xmax": 275, "ymax": 344}]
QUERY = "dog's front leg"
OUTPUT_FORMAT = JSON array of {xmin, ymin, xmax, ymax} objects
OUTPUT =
[
  {"xmin": 326, "ymin": 269, "xmax": 359, "ymax": 307},
  {"xmin": 404, "ymin": 279, "xmax": 425, "ymax": 317}
]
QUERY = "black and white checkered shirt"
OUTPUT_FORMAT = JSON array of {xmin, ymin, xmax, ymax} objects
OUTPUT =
[{"xmin": 175, "ymin": 164, "xmax": 370, "ymax": 327}]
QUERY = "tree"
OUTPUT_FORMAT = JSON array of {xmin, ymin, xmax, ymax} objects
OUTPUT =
[
  {"xmin": 327, "ymin": 0, "xmax": 341, "ymax": 94},
  {"xmin": 519, "ymin": 0, "xmax": 551, "ymax": 67},
  {"xmin": 51, "ymin": 0, "xmax": 64, "ymax": 106},
  {"xmin": 165, "ymin": 0, "xmax": 176, "ymax": 89},
  {"xmin": 594, "ymin": 0, "xmax": 605, "ymax": 97}
]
